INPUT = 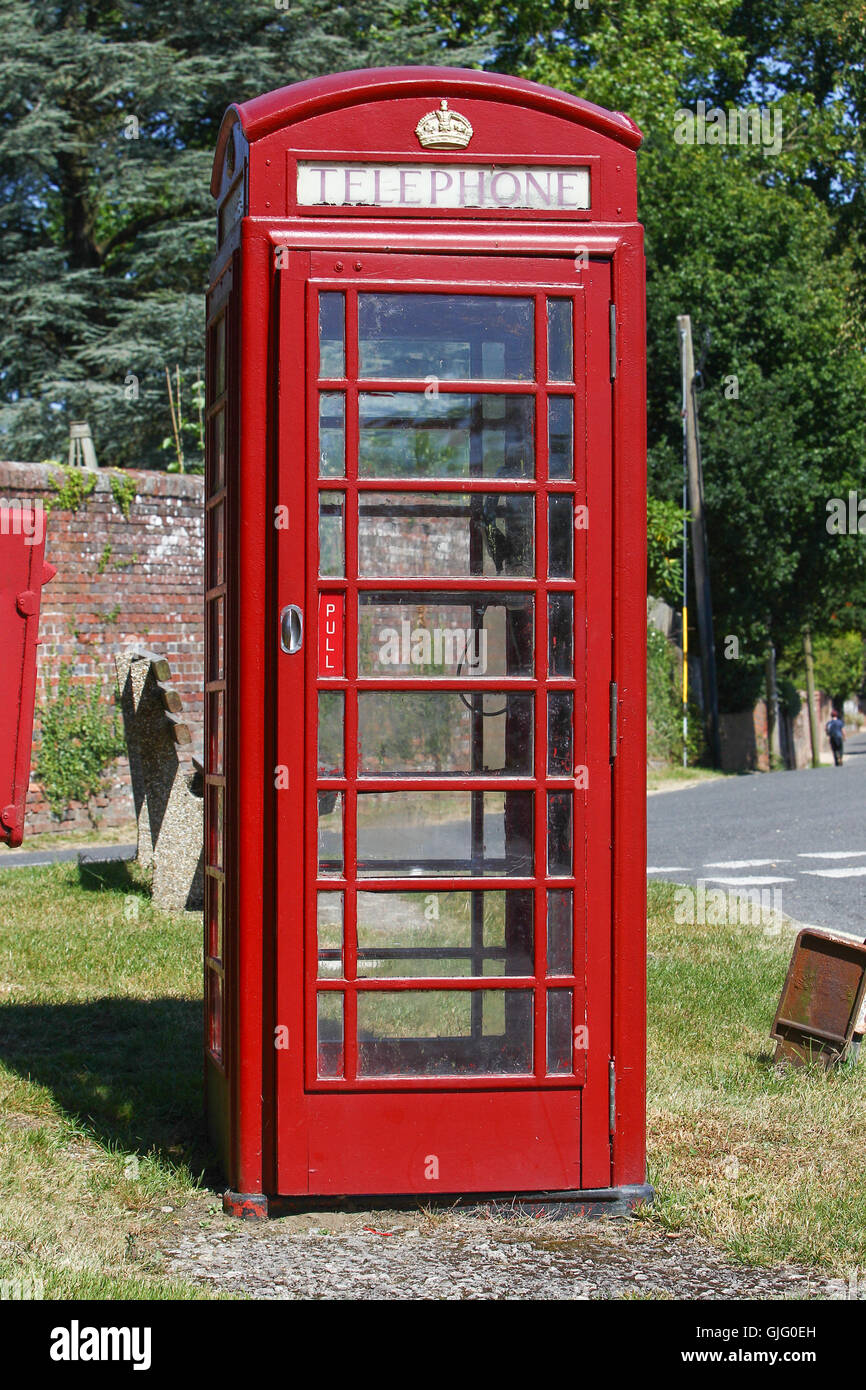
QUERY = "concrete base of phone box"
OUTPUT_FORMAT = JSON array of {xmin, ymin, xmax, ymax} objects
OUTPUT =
[{"xmin": 223, "ymin": 1182, "xmax": 655, "ymax": 1221}]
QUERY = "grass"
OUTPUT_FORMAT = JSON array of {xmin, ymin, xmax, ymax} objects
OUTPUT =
[
  {"xmin": 647, "ymin": 764, "xmax": 730, "ymax": 793},
  {"xmin": 1, "ymin": 862, "xmax": 864, "ymax": 1296},
  {"xmin": 0, "ymin": 859, "xmax": 218, "ymax": 1299},
  {"xmin": 643, "ymin": 880, "xmax": 866, "ymax": 1274}
]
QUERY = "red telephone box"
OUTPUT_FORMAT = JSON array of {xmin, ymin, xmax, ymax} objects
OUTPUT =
[{"xmin": 206, "ymin": 67, "xmax": 648, "ymax": 1215}]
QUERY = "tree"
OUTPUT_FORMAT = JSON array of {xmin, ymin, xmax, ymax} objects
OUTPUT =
[
  {"xmin": 454, "ymin": 0, "xmax": 866, "ymax": 709},
  {"xmin": 0, "ymin": 0, "xmax": 490, "ymax": 469}
]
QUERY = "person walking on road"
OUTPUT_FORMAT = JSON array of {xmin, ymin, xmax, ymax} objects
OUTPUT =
[{"xmin": 826, "ymin": 710, "xmax": 846, "ymax": 765}]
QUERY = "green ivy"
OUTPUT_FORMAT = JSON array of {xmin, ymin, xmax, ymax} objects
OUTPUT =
[
  {"xmin": 36, "ymin": 665, "xmax": 125, "ymax": 816},
  {"xmin": 647, "ymin": 496, "xmax": 686, "ymax": 607},
  {"xmin": 109, "ymin": 473, "xmax": 137, "ymax": 519},
  {"xmin": 46, "ymin": 466, "xmax": 96, "ymax": 514},
  {"xmin": 647, "ymin": 623, "xmax": 709, "ymax": 766},
  {"xmin": 647, "ymin": 623, "xmax": 682, "ymax": 763}
]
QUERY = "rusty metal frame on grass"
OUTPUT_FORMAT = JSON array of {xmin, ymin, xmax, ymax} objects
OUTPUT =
[{"xmin": 771, "ymin": 928, "xmax": 866, "ymax": 1069}]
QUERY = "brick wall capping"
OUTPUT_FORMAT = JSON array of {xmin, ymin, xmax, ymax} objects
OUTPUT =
[{"xmin": 0, "ymin": 461, "xmax": 204, "ymax": 501}]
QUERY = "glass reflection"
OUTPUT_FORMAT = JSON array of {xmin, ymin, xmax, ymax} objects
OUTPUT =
[{"xmin": 359, "ymin": 294, "xmax": 534, "ymax": 380}]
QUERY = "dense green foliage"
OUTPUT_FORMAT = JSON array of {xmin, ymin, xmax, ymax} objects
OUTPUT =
[
  {"xmin": 36, "ymin": 665, "xmax": 125, "ymax": 815},
  {"xmin": 647, "ymin": 623, "xmax": 682, "ymax": 763},
  {"xmin": 469, "ymin": 0, "xmax": 866, "ymax": 708},
  {"xmin": 647, "ymin": 496, "xmax": 686, "ymax": 606},
  {"xmin": 647, "ymin": 624, "xmax": 707, "ymax": 764},
  {"xmin": 786, "ymin": 628, "xmax": 866, "ymax": 709},
  {"xmin": 0, "ymin": 0, "xmax": 487, "ymax": 470}
]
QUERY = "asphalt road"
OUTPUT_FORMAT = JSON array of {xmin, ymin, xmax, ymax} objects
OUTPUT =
[{"xmin": 648, "ymin": 730, "xmax": 866, "ymax": 938}]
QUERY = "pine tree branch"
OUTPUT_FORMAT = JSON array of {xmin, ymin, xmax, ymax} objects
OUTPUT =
[{"xmin": 96, "ymin": 203, "xmax": 203, "ymax": 262}]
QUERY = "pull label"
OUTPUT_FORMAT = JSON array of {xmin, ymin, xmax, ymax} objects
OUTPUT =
[{"xmin": 318, "ymin": 594, "xmax": 344, "ymax": 676}]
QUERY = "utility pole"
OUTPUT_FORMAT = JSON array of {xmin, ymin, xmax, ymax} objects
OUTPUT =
[
  {"xmin": 803, "ymin": 625, "xmax": 821, "ymax": 768},
  {"xmin": 677, "ymin": 315, "xmax": 721, "ymax": 768},
  {"xmin": 765, "ymin": 641, "xmax": 784, "ymax": 769},
  {"xmin": 680, "ymin": 332, "xmax": 689, "ymax": 768}
]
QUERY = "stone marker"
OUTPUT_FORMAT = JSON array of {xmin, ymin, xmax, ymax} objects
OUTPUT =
[{"xmin": 115, "ymin": 649, "xmax": 203, "ymax": 911}]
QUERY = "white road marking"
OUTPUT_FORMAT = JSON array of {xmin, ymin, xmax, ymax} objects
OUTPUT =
[
  {"xmin": 802, "ymin": 866, "xmax": 866, "ymax": 878},
  {"xmin": 797, "ymin": 850, "xmax": 866, "ymax": 859},
  {"xmin": 702, "ymin": 875, "xmax": 794, "ymax": 886},
  {"xmin": 647, "ymin": 867, "xmax": 692, "ymax": 874},
  {"xmin": 704, "ymin": 859, "xmax": 790, "ymax": 869}
]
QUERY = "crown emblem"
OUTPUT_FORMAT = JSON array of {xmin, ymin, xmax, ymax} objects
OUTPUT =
[{"xmin": 415, "ymin": 100, "xmax": 473, "ymax": 149}]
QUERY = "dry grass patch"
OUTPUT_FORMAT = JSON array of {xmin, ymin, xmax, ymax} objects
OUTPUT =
[{"xmin": 643, "ymin": 881, "xmax": 866, "ymax": 1273}]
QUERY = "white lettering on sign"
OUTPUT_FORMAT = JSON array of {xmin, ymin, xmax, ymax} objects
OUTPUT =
[{"xmin": 297, "ymin": 163, "xmax": 590, "ymax": 211}]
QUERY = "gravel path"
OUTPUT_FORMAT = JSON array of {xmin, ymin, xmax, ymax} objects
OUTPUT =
[{"xmin": 165, "ymin": 1207, "xmax": 831, "ymax": 1300}]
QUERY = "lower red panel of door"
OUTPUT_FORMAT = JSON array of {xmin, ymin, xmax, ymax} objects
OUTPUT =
[{"xmin": 294, "ymin": 1090, "xmax": 584, "ymax": 1195}]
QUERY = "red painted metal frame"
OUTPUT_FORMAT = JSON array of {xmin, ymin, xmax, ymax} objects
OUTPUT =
[
  {"xmin": 301, "ymin": 265, "xmax": 591, "ymax": 1103},
  {"xmin": 0, "ymin": 511, "xmax": 54, "ymax": 847},
  {"xmin": 206, "ymin": 68, "xmax": 646, "ymax": 1203}
]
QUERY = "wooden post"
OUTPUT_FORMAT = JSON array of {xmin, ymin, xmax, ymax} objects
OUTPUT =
[
  {"xmin": 678, "ymin": 315, "xmax": 720, "ymax": 767},
  {"xmin": 803, "ymin": 625, "xmax": 821, "ymax": 768},
  {"xmin": 765, "ymin": 642, "xmax": 783, "ymax": 768}
]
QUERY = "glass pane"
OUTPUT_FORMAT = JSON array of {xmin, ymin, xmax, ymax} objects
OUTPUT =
[
  {"xmin": 207, "ymin": 500, "xmax": 225, "ymax": 589},
  {"xmin": 546, "ymin": 889, "xmax": 573, "ymax": 976},
  {"xmin": 359, "ymin": 592, "xmax": 534, "ymax": 680},
  {"xmin": 207, "ymin": 873, "xmax": 224, "ymax": 958},
  {"xmin": 207, "ymin": 595, "xmax": 225, "ymax": 681},
  {"xmin": 317, "ymin": 892, "xmax": 343, "ymax": 978},
  {"xmin": 318, "ymin": 791, "xmax": 343, "ymax": 876},
  {"xmin": 207, "ymin": 968, "xmax": 223, "ymax": 1060},
  {"xmin": 317, "ymin": 992, "xmax": 343, "ymax": 1077},
  {"xmin": 213, "ymin": 315, "xmax": 226, "ymax": 397},
  {"xmin": 548, "ymin": 495, "xmax": 573, "ymax": 578},
  {"xmin": 356, "ymin": 889, "xmax": 533, "ymax": 978},
  {"xmin": 318, "ymin": 691, "xmax": 344, "ymax": 776},
  {"xmin": 548, "ymin": 691, "xmax": 573, "ymax": 776},
  {"xmin": 207, "ymin": 690, "xmax": 224, "ymax": 775},
  {"xmin": 359, "ymin": 393, "xmax": 534, "ymax": 479},
  {"xmin": 358, "ymin": 692, "xmax": 533, "ymax": 776},
  {"xmin": 548, "ymin": 593, "xmax": 573, "ymax": 678},
  {"xmin": 547, "ymin": 791, "xmax": 573, "ymax": 876},
  {"xmin": 319, "ymin": 393, "xmax": 345, "ymax": 477},
  {"xmin": 207, "ymin": 784, "xmax": 224, "ymax": 871},
  {"xmin": 359, "ymin": 294, "xmax": 534, "ymax": 380},
  {"xmin": 548, "ymin": 300, "xmax": 573, "ymax": 382},
  {"xmin": 319, "ymin": 291, "xmax": 345, "ymax": 377},
  {"xmin": 548, "ymin": 396, "xmax": 573, "ymax": 480},
  {"xmin": 210, "ymin": 408, "xmax": 225, "ymax": 493},
  {"xmin": 547, "ymin": 988, "xmax": 573, "ymax": 1074},
  {"xmin": 358, "ymin": 492, "xmax": 534, "ymax": 578},
  {"xmin": 357, "ymin": 790, "xmax": 533, "ymax": 877},
  {"xmin": 319, "ymin": 492, "xmax": 345, "ymax": 576},
  {"xmin": 357, "ymin": 989, "xmax": 533, "ymax": 1076}
]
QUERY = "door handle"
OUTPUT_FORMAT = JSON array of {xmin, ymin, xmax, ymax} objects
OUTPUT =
[{"xmin": 280, "ymin": 604, "xmax": 303, "ymax": 654}]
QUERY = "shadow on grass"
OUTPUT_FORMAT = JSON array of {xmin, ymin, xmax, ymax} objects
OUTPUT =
[
  {"xmin": 0, "ymin": 996, "xmax": 216, "ymax": 1183},
  {"xmin": 75, "ymin": 860, "xmax": 150, "ymax": 898}
]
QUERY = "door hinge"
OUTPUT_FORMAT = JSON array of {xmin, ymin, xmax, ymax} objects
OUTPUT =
[
  {"xmin": 609, "ymin": 303, "xmax": 617, "ymax": 381},
  {"xmin": 609, "ymin": 1060, "xmax": 616, "ymax": 1135},
  {"xmin": 609, "ymin": 681, "xmax": 618, "ymax": 762}
]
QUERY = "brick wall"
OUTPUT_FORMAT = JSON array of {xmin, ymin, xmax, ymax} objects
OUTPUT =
[
  {"xmin": 719, "ymin": 690, "xmax": 836, "ymax": 772},
  {"xmin": 0, "ymin": 462, "xmax": 204, "ymax": 837}
]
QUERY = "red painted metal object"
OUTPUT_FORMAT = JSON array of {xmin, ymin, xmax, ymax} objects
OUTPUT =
[
  {"xmin": 206, "ymin": 67, "xmax": 648, "ymax": 1212},
  {"xmin": 0, "ymin": 504, "xmax": 55, "ymax": 847}
]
